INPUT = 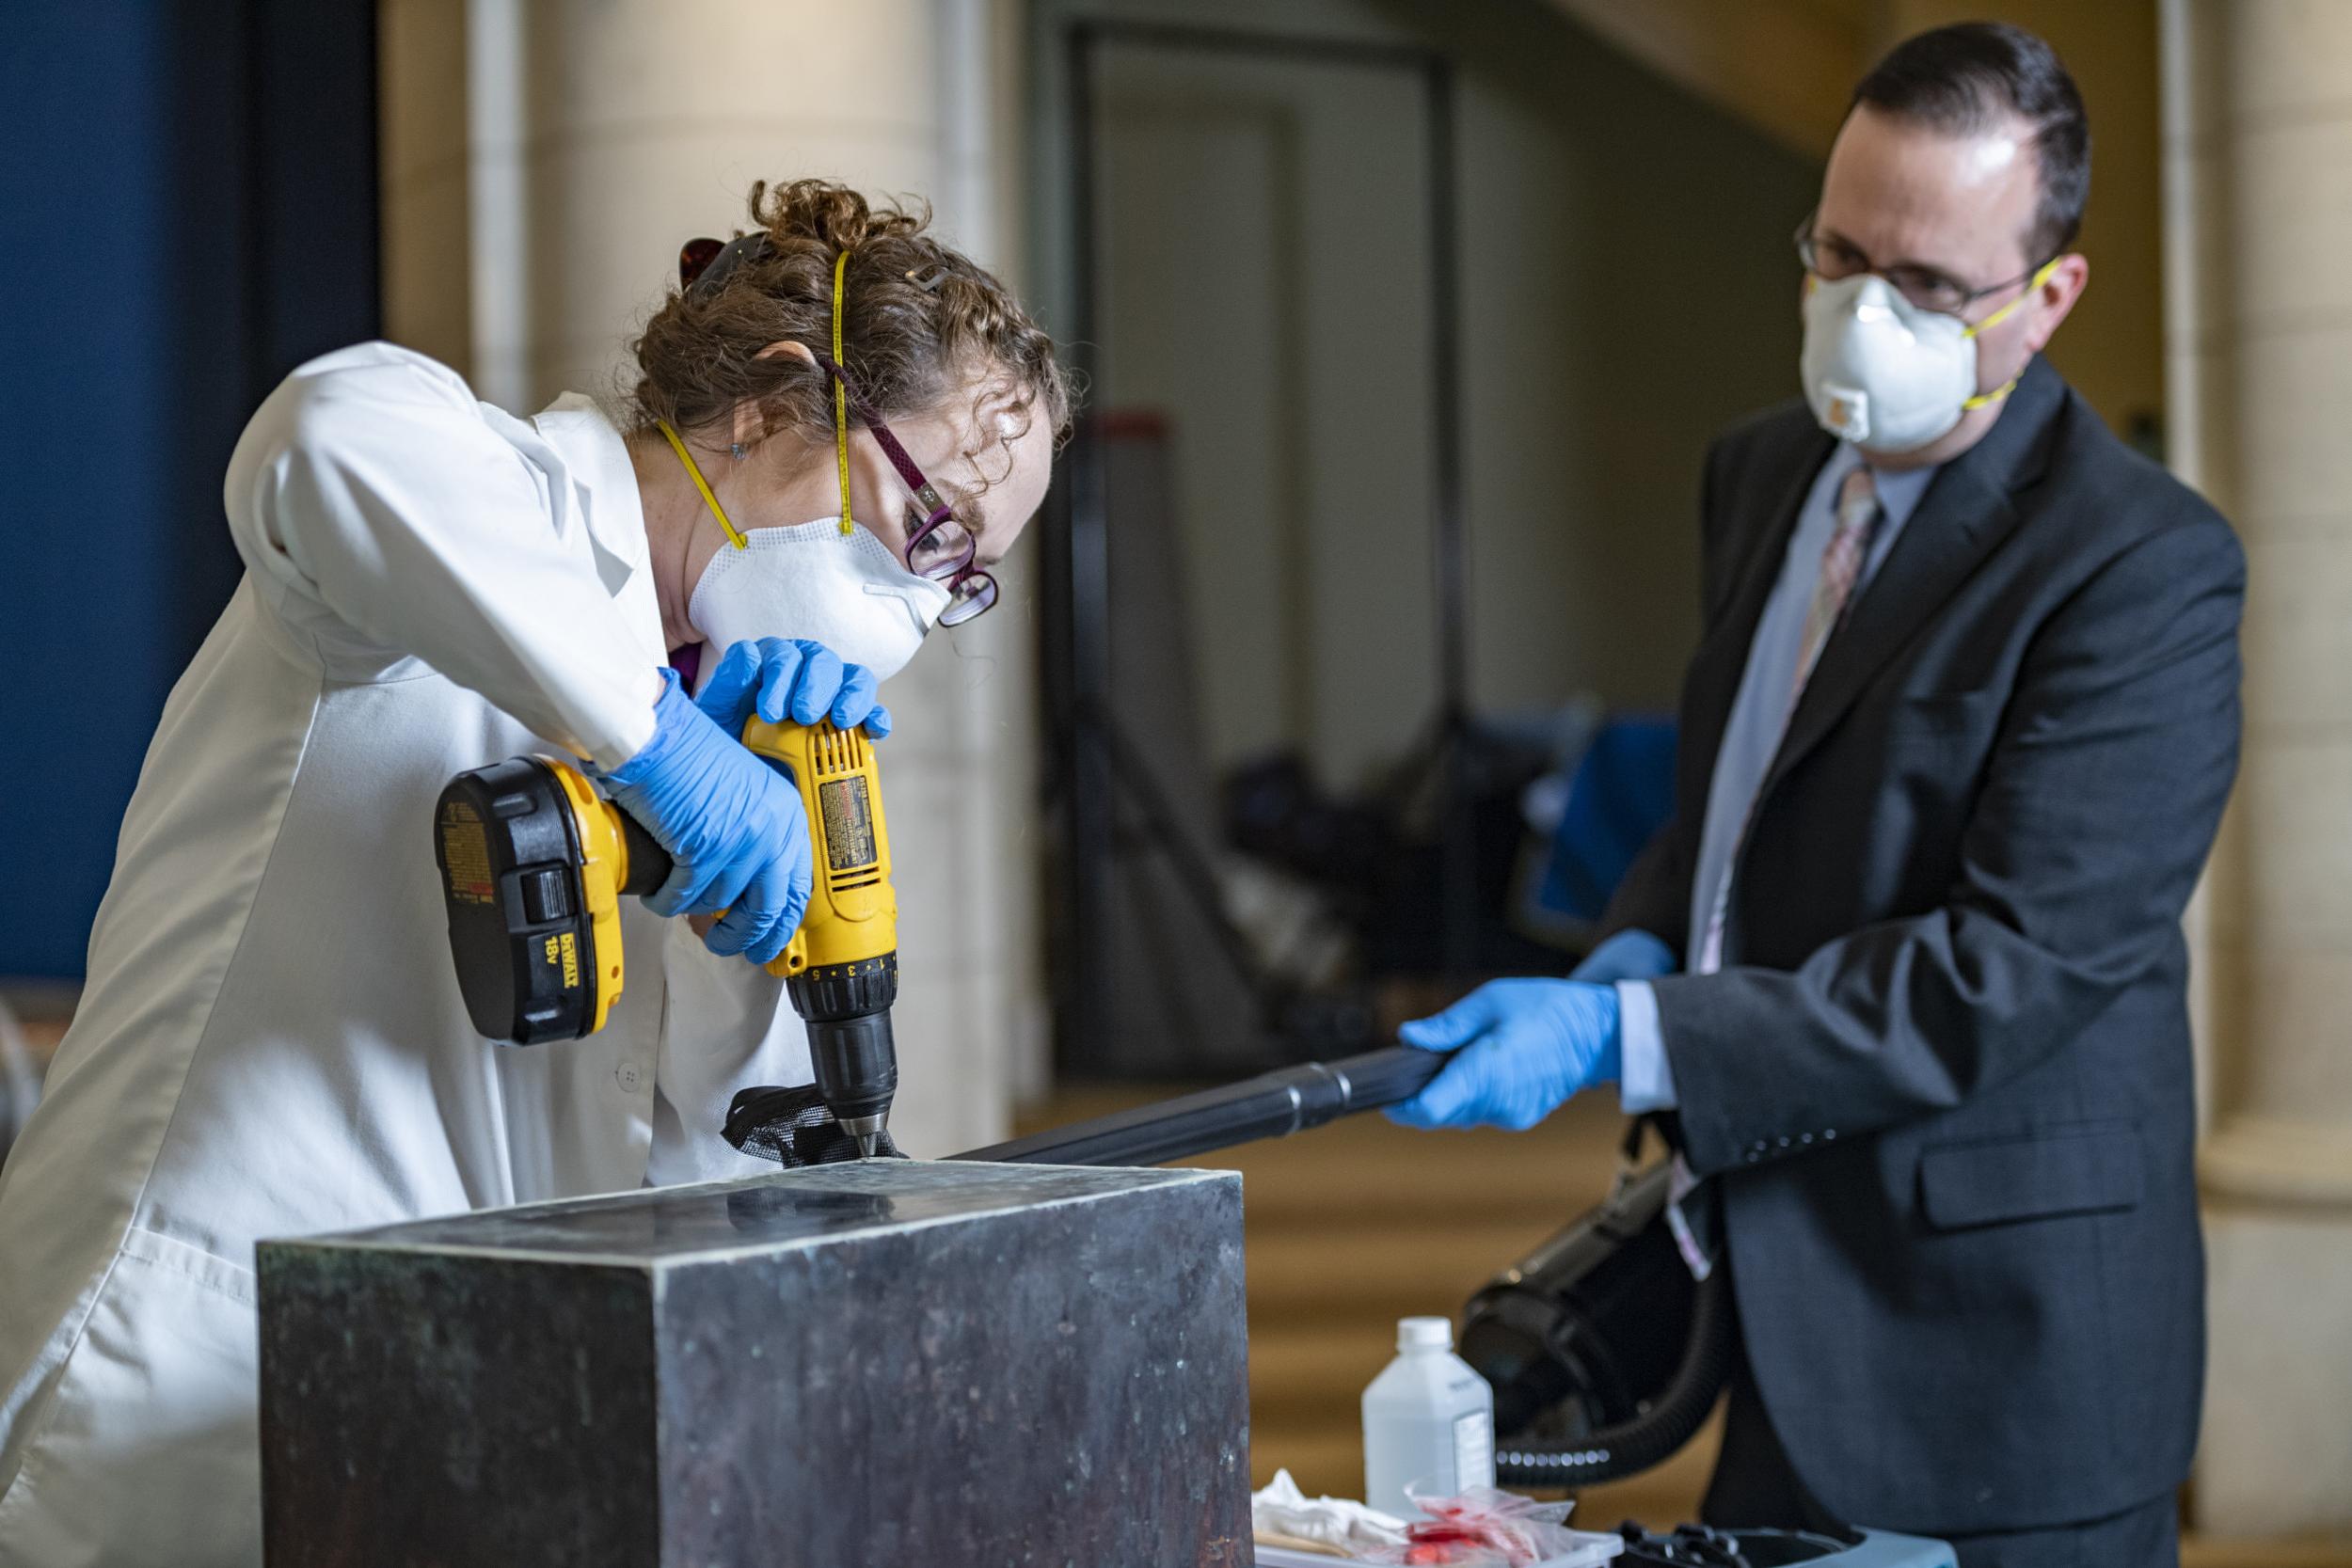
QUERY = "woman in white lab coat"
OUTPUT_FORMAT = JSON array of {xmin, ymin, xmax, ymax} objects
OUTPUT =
[{"xmin": 0, "ymin": 180, "xmax": 1067, "ymax": 1566}]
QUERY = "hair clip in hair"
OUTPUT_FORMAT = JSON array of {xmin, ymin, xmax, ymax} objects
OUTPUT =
[
  {"xmin": 680, "ymin": 232, "xmax": 774, "ymax": 300},
  {"xmin": 904, "ymin": 264, "xmax": 947, "ymax": 293}
]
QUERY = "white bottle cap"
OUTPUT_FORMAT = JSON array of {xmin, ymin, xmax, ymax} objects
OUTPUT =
[{"xmin": 1397, "ymin": 1316, "xmax": 1454, "ymax": 1352}]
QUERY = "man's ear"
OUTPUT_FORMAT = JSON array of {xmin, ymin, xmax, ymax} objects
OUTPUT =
[
  {"xmin": 2024, "ymin": 253, "xmax": 2090, "ymax": 355},
  {"xmin": 736, "ymin": 340, "xmax": 819, "ymax": 452}
]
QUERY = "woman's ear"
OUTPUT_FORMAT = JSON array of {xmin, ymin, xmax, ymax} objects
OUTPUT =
[
  {"xmin": 736, "ymin": 340, "xmax": 819, "ymax": 453},
  {"xmin": 755, "ymin": 340, "xmax": 818, "ymax": 367}
]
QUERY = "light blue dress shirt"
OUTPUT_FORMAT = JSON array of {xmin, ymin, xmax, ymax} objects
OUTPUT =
[{"xmin": 1617, "ymin": 443, "xmax": 1940, "ymax": 1113}]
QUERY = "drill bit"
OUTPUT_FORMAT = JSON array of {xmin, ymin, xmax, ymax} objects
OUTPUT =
[{"xmin": 835, "ymin": 1112, "xmax": 886, "ymax": 1161}]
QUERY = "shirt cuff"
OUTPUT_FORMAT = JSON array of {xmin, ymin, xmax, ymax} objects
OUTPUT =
[{"xmin": 1614, "ymin": 979, "xmax": 1677, "ymax": 1113}]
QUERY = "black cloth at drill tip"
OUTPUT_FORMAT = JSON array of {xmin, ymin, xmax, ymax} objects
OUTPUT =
[{"xmin": 723, "ymin": 1085, "xmax": 906, "ymax": 1166}]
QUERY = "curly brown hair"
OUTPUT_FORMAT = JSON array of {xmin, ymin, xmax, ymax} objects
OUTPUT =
[{"xmin": 630, "ymin": 179, "xmax": 1073, "ymax": 515}]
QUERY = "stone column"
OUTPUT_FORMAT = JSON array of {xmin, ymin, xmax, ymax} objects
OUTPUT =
[
  {"xmin": 2162, "ymin": 0, "xmax": 2352, "ymax": 1537},
  {"xmin": 378, "ymin": 0, "xmax": 1047, "ymax": 1154}
]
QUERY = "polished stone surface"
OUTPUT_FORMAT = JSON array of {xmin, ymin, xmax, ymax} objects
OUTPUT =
[
  {"xmin": 260, "ymin": 1162, "xmax": 1251, "ymax": 1567},
  {"xmin": 323, "ymin": 1158, "xmax": 1200, "ymax": 1261}
]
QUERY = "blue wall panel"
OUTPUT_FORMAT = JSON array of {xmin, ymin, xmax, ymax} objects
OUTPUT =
[{"xmin": 0, "ymin": 1, "xmax": 377, "ymax": 978}]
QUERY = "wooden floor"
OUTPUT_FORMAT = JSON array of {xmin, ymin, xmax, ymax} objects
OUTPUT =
[{"xmin": 1018, "ymin": 1085, "xmax": 2352, "ymax": 1566}]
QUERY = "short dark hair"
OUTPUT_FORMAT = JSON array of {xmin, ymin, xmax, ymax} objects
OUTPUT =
[{"xmin": 1851, "ymin": 22, "xmax": 2090, "ymax": 264}]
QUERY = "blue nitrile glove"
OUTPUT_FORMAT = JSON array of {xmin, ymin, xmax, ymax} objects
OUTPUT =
[
  {"xmin": 1388, "ymin": 980, "xmax": 1623, "ymax": 1131},
  {"xmin": 1569, "ymin": 928, "xmax": 1677, "ymax": 986},
  {"xmin": 600, "ymin": 669, "xmax": 812, "ymax": 965},
  {"xmin": 693, "ymin": 638, "xmax": 891, "ymax": 739}
]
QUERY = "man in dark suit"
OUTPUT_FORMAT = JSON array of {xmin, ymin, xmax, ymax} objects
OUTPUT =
[{"xmin": 1391, "ymin": 24, "xmax": 2241, "ymax": 1566}]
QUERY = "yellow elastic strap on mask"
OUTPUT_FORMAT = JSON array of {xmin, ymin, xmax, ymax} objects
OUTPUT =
[
  {"xmin": 1961, "ymin": 256, "xmax": 2061, "ymax": 340},
  {"xmin": 656, "ymin": 419, "xmax": 746, "ymax": 549},
  {"xmin": 832, "ymin": 249, "xmax": 853, "ymax": 537},
  {"xmin": 1959, "ymin": 256, "xmax": 2062, "ymax": 410}
]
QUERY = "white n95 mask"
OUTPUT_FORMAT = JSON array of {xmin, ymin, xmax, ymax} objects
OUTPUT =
[
  {"xmin": 688, "ymin": 518, "xmax": 952, "ymax": 683},
  {"xmin": 1799, "ymin": 270, "xmax": 2042, "ymax": 452}
]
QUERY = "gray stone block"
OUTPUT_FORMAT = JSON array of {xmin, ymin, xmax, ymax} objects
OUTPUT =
[{"xmin": 258, "ymin": 1161, "xmax": 1250, "ymax": 1567}]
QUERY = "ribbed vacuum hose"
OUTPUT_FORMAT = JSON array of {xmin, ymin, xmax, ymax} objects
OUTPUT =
[{"xmin": 1493, "ymin": 1266, "xmax": 1734, "ymax": 1487}]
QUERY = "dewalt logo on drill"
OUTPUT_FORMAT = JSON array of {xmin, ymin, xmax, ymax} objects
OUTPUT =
[{"xmin": 542, "ymin": 932, "xmax": 581, "ymax": 992}]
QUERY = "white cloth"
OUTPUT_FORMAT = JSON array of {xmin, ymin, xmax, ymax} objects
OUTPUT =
[
  {"xmin": 1250, "ymin": 1468, "xmax": 1409, "ymax": 1554},
  {"xmin": 0, "ymin": 344, "xmax": 810, "ymax": 1566}
]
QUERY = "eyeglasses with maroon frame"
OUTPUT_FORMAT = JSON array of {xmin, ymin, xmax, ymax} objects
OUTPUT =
[{"xmin": 678, "ymin": 235, "xmax": 997, "ymax": 626}]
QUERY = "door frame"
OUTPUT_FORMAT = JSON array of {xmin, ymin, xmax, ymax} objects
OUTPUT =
[{"xmin": 1037, "ymin": 18, "xmax": 1475, "ymax": 1072}]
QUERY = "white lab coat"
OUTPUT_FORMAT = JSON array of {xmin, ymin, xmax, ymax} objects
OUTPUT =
[{"xmin": 0, "ymin": 344, "xmax": 809, "ymax": 1566}]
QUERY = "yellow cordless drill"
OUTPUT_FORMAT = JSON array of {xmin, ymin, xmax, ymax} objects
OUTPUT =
[{"xmin": 432, "ymin": 718, "xmax": 899, "ymax": 1156}]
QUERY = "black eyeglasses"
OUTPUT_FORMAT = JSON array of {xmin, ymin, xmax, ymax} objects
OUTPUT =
[
  {"xmin": 1795, "ymin": 214, "xmax": 2052, "ymax": 319},
  {"xmin": 678, "ymin": 235, "xmax": 997, "ymax": 626}
]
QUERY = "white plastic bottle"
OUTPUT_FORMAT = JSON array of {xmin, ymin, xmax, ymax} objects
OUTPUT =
[{"xmin": 1361, "ymin": 1315, "xmax": 1496, "ymax": 1519}]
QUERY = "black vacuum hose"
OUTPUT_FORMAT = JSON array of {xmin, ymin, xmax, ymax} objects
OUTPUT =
[
  {"xmin": 1493, "ymin": 1264, "xmax": 1733, "ymax": 1488},
  {"xmin": 953, "ymin": 1046, "xmax": 1443, "ymax": 1166}
]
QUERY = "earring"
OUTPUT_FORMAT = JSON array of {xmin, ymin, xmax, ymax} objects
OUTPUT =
[{"xmin": 729, "ymin": 442, "xmax": 747, "ymax": 461}]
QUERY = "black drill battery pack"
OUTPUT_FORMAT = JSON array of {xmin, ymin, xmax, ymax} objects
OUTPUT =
[{"xmin": 434, "ymin": 756, "xmax": 610, "ymax": 1045}]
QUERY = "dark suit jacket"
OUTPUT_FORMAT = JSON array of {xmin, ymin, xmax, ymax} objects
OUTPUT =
[{"xmin": 1602, "ymin": 356, "xmax": 2243, "ymax": 1535}]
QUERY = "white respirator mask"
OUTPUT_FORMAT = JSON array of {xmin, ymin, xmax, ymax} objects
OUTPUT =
[
  {"xmin": 1798, "ymin": 263, "xmax": 2054, "ymax": 452},
  {"xmin": 688, "ymin": 517, "xmax": 951, "ymax": 683}
]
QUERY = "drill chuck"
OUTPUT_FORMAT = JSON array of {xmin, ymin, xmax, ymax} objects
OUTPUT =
[{"xmin": 788, "ymin": 955, "xmax": 899, "ymax": 1150}]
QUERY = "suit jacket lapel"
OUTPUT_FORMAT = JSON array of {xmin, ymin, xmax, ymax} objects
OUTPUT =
[{"xmin": 1758, "ymin": 356, "xmax": 2067, "ymax": 801}]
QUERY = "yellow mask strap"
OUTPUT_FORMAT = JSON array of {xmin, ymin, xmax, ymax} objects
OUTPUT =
[
  {"xmin": 1962, "ymin": 377, "xmax": 2020, "ymax": 412},
  {"xmin": 1961, "ymin": 256, "xmax": 2062, "ymax": 340},
  {"xmin": 656, "ymin": 419, "xmax": 746, "ymax": 549},
  {"xmin": 832, "ymin": 249, "xmax": 853, "ymax": 537},
  {"xmin": 1958, "ymin": 257, "xmax": 2061, "ymax": 412},
  {"xmin": 1957, "ymin": 375, "xmax": 2013, "ymax": 411}
]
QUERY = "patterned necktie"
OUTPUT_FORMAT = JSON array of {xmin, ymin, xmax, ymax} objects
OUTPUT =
[
  {"xmin": 1792, "ymin": 466, "xmax": 1883, "ymax": 702},
  {"xmin": 1696, "ymin": 464, "xmax": 1883, "ymax": 974}
]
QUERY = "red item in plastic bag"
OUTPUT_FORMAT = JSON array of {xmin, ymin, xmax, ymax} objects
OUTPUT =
[{"xmin": 1366, "ymin": 1487, "xmax": 1583, "ymax": 1566}]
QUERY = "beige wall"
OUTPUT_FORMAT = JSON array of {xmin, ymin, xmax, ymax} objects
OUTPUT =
[
  {"xmin": 377, "ymin": 0, "xmax": 473, "ymax": 377},
  {"xmin": 2161, "ymin": 0, "xmax": 2352, "ymax": 1536}
]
